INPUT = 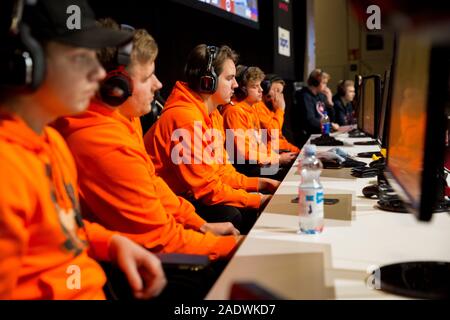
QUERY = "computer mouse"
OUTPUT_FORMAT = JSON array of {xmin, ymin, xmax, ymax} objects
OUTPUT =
[{"xmin": 362, "ymin": 184, "xmax": 379, "ymax": 198}]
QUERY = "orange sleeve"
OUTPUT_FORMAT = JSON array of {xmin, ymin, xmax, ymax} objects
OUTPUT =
[
  {"xmin": 257, "ymin": 104, "xmax": 285, "ymax": 132},
  {"xmin": 81, "ymin": 220, "xmax": 116, "ymax": 262},
  {"xmin": 222, "ymin": 107, "xmax": 280, "ymax": 165},
  {"xmin": 256, "ymin": 105, "xmax": 300, "ymax": 153},
  {"xmin": 153, "ymin": 175, "xmax": 206, "ymax": 230},
  {"xmin": 218, "ymin": 163, "xmax": 259, "ymax": 192},
  {"xmin": 0, "ymin": 164, "xmax": 30, "ymax": 298},
  {"xmin": 77, "ymin": 145, "xmax": 236, "ymax": 258},
  {"xmin": 170, "ymin": 123, "xmax": 261, "ymax": 209}
]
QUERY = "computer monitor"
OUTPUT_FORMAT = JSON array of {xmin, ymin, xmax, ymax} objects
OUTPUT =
[
  {"xmin": 360, "ymin": 75, "xmax": 382, "ymax": 138},
  {"xmin": 376, "ymin": 68, "xmax": 393, "ymax": 148},
  {"xmin": 354, "ymin": 74, "xmax": 363, "ymax": 129},
  {"xmin": 385, "ymin": 32, "xmax": 450, "ymax": 222}
]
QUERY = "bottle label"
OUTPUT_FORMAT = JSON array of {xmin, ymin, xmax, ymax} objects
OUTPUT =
[
  {"xmin": 321, "ymin": 122, "xmax": 330, "ymax": 135},
  {"xmin": 299, "ymin": 188, "xmax": 324, "ymax": 216}
]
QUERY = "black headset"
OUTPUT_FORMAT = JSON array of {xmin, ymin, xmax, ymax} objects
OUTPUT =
[
  {"xmin": 261, "ymin": 74, "xmax": 283, "ymax": 96},
  {"xmin": 98, "ymin": 24, "xmax": 134, "ymax": 106},
  {"xmin": 198, "ymin": 45, "xmax": 218, "ymax": 94},
  {"xmin": 234, "ymin": 65, "xmax": 250, "ymax": 100},
  {"xmin": 0, "ymin": 0, "xmax": 45, "ymax": 92}
]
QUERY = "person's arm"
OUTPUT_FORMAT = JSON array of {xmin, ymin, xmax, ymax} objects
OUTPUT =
[
  {"xmin": 0, "ymin": 168, "xmax": 30, "ymax": 298},
  {"xmin": 301, "ymin": 94, "xmax": 322, "ymax": 133},
  {"xmin": 170, "ymin": 122, "xmax": 262, "ymax": 209},
  {"xmin": 83, "ymin": 221, "xmax": 166, "ymax": 299},
  {"xmin": 257, "ymin": 102, "xmax": 284, "ymax": 133},
  {"xmin": 218, "ymin": 161, "xmax": 259, "ymax": 192},
  {"xmin": 223, "ymin": 108, "xmax": 280, "ymax": 165},
  {"xmin": 77, "ymin": 146, "xmax": 237, "ymax": 259}
]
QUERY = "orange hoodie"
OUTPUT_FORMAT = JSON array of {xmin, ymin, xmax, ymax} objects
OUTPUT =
[
  {"xmin": 221, "ymin": 100, "xmax": 280, "ymax": 165},
  {"xmin": 53, "ymin": 101, "xmax": 236, "ymax": 260},
  {"xmin": 144, "ymin": 82, "xmax": 261, "ymax": 209},
  {"xmin": 0, "ymin": 112, "xmax": 113, "ymax": 300},
  {"xmin": 254, "ymin": 101, "xmax": 300, "ymax": 153},
  {"xmin": 207, "ymin": 108, "xmax": 259, "ymax": 191}
]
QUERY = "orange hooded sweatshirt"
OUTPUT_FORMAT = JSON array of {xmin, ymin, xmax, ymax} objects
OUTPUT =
[
  {"xmin": 254, "ymin": 101, "xmax": 300, "ymax": 153},
  {"xmin": 0, "ymin": 112, "xmax": 113, "ymax": 300},
  {"xmin": 144, "ymin": 81, "xmax": 261, "ymax": 209},
  {"xmin": 209, "ymin": 109, "xmax": 260, "ymax": 190},
  {"xmin": 52, "ymin": 101, "xmax": 236, "ymax": 260},
  {"xmin": 221, "ymin": 100, "xmax": 280, "ymax": 165}
]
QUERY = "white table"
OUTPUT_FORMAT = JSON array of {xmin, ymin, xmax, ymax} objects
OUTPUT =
[{"xmin": 206, "ymin": 133, "xmax": 450, "ymax": 299}]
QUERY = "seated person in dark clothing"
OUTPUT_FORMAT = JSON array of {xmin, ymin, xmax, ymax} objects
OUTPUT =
[
  {"xmin": 332, "ymin": 80, "xmax": 356, "ymax": 126},
  {"xmin": 291, "ymin": 69, "xmax": 338, "ymax": 147}
]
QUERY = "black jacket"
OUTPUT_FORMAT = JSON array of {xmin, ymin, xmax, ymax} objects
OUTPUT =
[{"xmin": 332, "ymin": 94, "xmax": 354, "ymax": 126}]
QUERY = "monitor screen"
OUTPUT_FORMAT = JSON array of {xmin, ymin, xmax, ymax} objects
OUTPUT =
[
  {"xmin": 360, "ymin": 75, "xmax": 381, "ymax": 137},
  {"xmin": 172, "ymin": 0, "xmax": 259, "ymax": 28},
  {"xmin": 385, "ymin": 33, "xmax": 449, "ymax": 221}
]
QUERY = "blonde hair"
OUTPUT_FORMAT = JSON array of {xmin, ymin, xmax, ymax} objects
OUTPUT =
[{"xmin": 96, "ymin": 18, "xmax": 158, "ymax": 72}]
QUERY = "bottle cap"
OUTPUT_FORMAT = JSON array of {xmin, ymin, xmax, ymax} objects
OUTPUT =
[{"xmin": 304, "ymin": 144, "xmax": 316, "ymax": 156}]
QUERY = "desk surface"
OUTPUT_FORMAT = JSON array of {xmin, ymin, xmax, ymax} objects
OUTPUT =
[{"xmin": 206, "ymin": 133, "xmax": 450, "ymax": 299}]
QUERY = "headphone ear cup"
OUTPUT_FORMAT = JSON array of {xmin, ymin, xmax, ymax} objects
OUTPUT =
[
  {"xmin": 199, "ymin": 72, "xmax": 217, "ymax": 94},
  {"xmin": 261, "ymin": 79, "xmax": 271, "ymax": 95},
  {"xmin": 99, "ymin": 69, "xmax": 133, "ymax": 106},
  {"xmin": 311, "ymin": 77, "xmax": 320, "ymax": 87},
  {"xmin": 0, "ymin": 24, "xmax": 45, "ymax": 92},
  {"xmin": 234, "ymin": 86, "xmax": 248, "ymax": 100},
  {"xmin": 20, "ymin": 24, "xmax": 45, "ymax": 91}
]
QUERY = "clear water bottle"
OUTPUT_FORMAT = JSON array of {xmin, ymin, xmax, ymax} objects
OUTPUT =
[
  {"xmin": 321, "ymin": 111, "xmax": 331, "ymax": 135},
  {"xmin": 298, "ymin": 144, "xmax": 324, "ymax": 234}
]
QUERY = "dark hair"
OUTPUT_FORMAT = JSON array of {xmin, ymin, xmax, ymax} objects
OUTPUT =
[{"xmin": 185, "ymin": 44, "xmax": 238, "ymax": 92}]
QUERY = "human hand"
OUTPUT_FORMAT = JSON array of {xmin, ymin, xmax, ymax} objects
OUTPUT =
[
  {"xmin": 200, "ymin": 222, "xmax": 240, "ymax": 237},
  {"xmin": 109, "ymin": 235, "xmax": 167, "ymax": 299},
  {"xmin": 258, "ymin": 177, "xmax": 281, "ymax": 193}
]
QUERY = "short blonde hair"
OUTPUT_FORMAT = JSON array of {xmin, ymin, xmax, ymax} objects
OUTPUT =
[{"xmin": 96, "ymin": 18, "xmax": 158, "ymax": 72}]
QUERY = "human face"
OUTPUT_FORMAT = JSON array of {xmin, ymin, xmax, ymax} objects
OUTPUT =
[
  {"xmin": 345, "ymin": 85, "xmax": 355, "ymax": 102},
  {"xmin": 319, "ymin": 78, "xmax": 328, "ymax": 92},
  {"xmin": 245, "ymin": 80, "xmax": 263, "ymax": 104},
  {"xmin": 36, "ymin": 42, "xmax": 106, "ymax": 117},
  {"xmin": 121, "ymin": 60, "xmax": 162, "ymax": 118},
  {"xmin": 269, "ymin": 82, "xmax": 284, "ymax": 98},
  {"xmin": 212, "ymin": 58, "xmax": 238, "ymax": 106}
]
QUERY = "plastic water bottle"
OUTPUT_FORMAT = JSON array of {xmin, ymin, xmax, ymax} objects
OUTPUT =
[
  {"xmin": 321, "ymin": 111, "xmax": 331, "ymax": 135},
  {"xmin": 298, "ymin": 145, "xmax": 324, "ymax": 234}
]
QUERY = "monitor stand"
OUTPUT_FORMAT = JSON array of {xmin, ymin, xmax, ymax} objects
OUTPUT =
[
  {"xmin": 377, "ymin": 261, "xmax": 450, "ymax": 299},
  {"xmin": 310, "ymin": 134, "xmax": 344, "ymax": 146},
  {"xmin": 354, "ymin": 140, "xmax": 379, "ymax": 146}
]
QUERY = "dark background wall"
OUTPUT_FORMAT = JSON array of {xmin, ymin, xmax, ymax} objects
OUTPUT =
[
  {"xmin": 89, "ymin": 0, "xmax": 306, "ymax": 140},
  {"xmin": 89, "ymin": 0, "xmax": 305, "ymax": 96}
]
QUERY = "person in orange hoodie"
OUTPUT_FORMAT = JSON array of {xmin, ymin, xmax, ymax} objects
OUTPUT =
[
  {"xmin": 0, "ymin": 0, "xmax": 165, "ymax": 300},
  {"xmin": 144, "ymin": 45, "xmax": 277, "ymax": 234},
  {"xmin": 221, "ymin": 65, "xmax": 298, "ymax": 180},
  {"xmin": 53, "ymin": 20, "xmax": 240, "ymax": 262},
  {"xmin": 257, "ymin": 73, "xmax": 300, "ymax": 153}
]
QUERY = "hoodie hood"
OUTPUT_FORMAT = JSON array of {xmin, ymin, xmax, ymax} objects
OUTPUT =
[
  {"xmin": 53, "ymin": 100, "xmax": 140, "ymax": 141},
  {"xmin": 0, "ymin": 112, "xmax": 50, "ymax": 154},
  {"xmin": 163, "ymin": 81, "xmax": 212, "ymax": 127}
]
